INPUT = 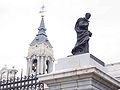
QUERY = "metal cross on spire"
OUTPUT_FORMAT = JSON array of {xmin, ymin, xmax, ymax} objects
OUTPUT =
[{"xmin": 39, "ymin": 5, "xmax": 46, "ymax": 17}]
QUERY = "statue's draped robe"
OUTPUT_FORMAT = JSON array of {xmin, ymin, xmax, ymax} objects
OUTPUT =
[{"xmin": 72, "ymin": 18, "xmax": 92, "ymax": 55}]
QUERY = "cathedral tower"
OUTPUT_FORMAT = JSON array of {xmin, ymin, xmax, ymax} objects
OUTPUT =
[{"xmin": 26, "ymin": 15, "xmax": 54, "ymax": 75}]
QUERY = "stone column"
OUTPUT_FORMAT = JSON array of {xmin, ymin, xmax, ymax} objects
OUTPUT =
[
  {"xmin": 30, "ymin": 59, "xmax": 33, "ymax": 74},
  {"xmin": 40, "ymin": 56, "xmax": 44, "ymax": 74},
  {"xmin": 27, "ymin": 59, "xmax": 30, "ymax": 75},
  {"xmin": 44, "ymin": 57, "xmax": 48, "ymax": 74},
  {"xmin": 37, "ymin": 56, "xmax": 40, "ymax": 75},
  {"xmin": 43, "ymin": 56, "xmax": 45, "ymax": 74},
  {"xmin": 33, "ymin": 55, "xmax": 36, "ymax": 59},
  {"xmin": 48, "ymin": 56, "xmax": 53, "ymax": 73},
  {"xmin": 39, "ymin": 56, "xmax": 42, "ymax": 74}
]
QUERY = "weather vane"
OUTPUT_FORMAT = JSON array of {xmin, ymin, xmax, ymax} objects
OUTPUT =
[{"xmin": 39, "ymin": 5, "xmax": 46, "ymax": 17}]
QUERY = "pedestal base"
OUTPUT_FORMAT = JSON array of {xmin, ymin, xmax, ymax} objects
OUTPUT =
[
  {"xmin": 55, "ymin": 53, "xmax": 106, "ymax": 73},
  {"xmin": 38, "ymin": 67, "xmax": 120, "ymax": 90}
]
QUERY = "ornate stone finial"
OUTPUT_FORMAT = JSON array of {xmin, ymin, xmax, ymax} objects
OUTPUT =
[
  {"xmin": 71, "ymin": 13, "xmax": 92, "ymax": 55},
  {"xmin": 39, "ymin": 5, "xmax": 46, "ymax": 17}
]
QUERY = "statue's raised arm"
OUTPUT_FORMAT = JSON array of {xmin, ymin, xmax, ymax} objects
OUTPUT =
[{"xmin": 71, "ymin": 13, "xmax": 92, "ymax": 55}]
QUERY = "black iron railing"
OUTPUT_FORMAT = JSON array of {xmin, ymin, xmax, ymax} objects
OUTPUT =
[{"xmin": 0, "ymin": 74, "xmax": 44, "ymax": 90}]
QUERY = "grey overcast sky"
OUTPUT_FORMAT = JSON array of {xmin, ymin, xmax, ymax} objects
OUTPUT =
[{"xmin": 0, "ymin": 0, "xmax": 120, "ymax": 75}]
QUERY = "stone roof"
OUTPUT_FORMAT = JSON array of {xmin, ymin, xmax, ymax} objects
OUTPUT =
[{"xmin": 30, "ymin": 17, "xmax": 52, "ymax": 48}]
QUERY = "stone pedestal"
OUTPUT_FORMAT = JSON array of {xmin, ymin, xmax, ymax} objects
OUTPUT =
[
  {"xmin": 39, "ymin": 67, "xmax": 120, "ymax": 90},
  {"xmin": 38, "ymin": 53, "xmax": 120, "ymax": 90},
  {"xmin": 55, "ymin": 53, "xmax": 105, "ymax": 72}
]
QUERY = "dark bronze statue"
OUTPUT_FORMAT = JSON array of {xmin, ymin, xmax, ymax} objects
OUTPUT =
[{"xmin": 71, "ymin": 13, "xmax": 92, "ymax": 55}]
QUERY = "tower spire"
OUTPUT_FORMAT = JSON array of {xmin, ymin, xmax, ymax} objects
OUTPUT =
[
  {"xmin": 30, "ymin": 5, "xmax": 52, "ymax": 47},
  {"xmin": 38, "ymin": 5, "xmax": 46, "ymax": 36},
  {"xmin": 38, "ymin": 16, "xmax": 46, "ymax": 32}
]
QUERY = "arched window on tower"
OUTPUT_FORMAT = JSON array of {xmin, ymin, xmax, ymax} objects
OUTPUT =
[
  {"xmin": 32, "ymin": 59, "xmax": 37, "ymax": 73},
  {"xmin": 46, "ymin": 60, "xmax": 50, "ymax": 73}
]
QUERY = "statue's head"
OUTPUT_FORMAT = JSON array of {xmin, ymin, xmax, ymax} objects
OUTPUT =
[{"xmin": 85, "ymin": 13, "xmax": 91, "ymax": 20}]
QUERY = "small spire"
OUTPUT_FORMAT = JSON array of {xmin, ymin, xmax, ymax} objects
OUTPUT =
[
  {"xmin": 38, "ymin": 16, "xmax": 46, "ymax": 31},
  {"xmin": 38, "ymin": 5, "xmax": 46, "ymax": 34}
]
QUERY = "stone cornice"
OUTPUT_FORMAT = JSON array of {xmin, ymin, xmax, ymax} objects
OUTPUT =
[{"xmin": 38, "ymin": 67, "xmax": 120, "ymax": 89}]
